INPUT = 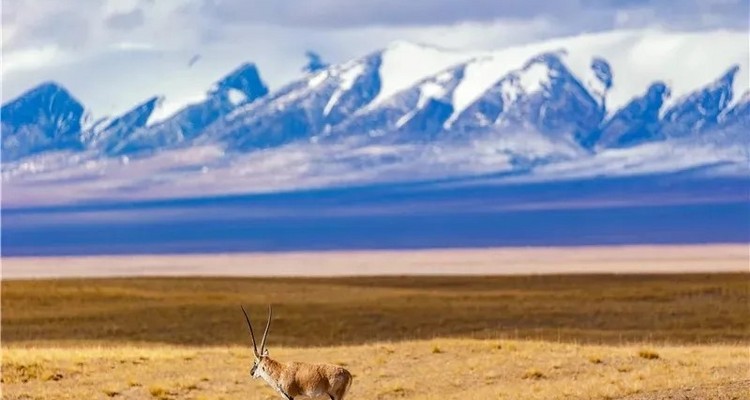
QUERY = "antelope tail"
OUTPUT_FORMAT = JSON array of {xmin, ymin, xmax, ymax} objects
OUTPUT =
[{"xmin": 346, "ymin": 374, "xmax": 353, "ymax": 394}]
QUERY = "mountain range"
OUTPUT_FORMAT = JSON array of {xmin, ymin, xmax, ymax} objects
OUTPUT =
[{"xmin": 2, "ymin": 30, "xmax": 748, "ymax": 206}]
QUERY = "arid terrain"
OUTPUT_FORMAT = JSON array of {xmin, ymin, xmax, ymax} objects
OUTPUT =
[{"xmin": 2, "ymin": 245, "xmax": 749, "ymax": 399}]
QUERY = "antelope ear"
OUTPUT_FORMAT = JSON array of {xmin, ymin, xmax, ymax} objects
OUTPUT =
[{"xmin": 262, "ymin": 349, "xmax": 269, "ymax": 356}]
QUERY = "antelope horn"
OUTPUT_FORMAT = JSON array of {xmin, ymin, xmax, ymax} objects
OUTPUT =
[
  {"xmin": 259, "ymin": 304, "xmax": 272, "ymax": 354},
  {"xmin": 240, "ymin": 305, "xmax": 260, "ymax": 357}
]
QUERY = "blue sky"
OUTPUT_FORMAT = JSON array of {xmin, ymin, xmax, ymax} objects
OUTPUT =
[{"xmin": 2, "ymin": 0, "xmax": 748, "ymax": 114}]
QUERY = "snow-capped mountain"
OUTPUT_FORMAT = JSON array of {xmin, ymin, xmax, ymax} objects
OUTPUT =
[
  {"xmin": 447, "ymin": 51, "xmax": 607, "ymax": 149},
  {"xmin": 204, "ymin": 53, "xmax": 384, "ymax": 151},
  {"xmin": 661, "ymin": 66, "xmax": 741, "ymax": 138},
  {"xmin": 1, "ymin": 30, "xmax": 748, "ymax": 206},
  {"xmin": 106, "ymin": 62, "xmax": 269, "ymax": 155},
  {"xmin": 85, "ymin": 96, "xmax": 164, "ymax": 152},
  {"xmin": 1, "ymin": 82, "xmax": 86, "ymax": 162},
  {"xmin": 595, "ymin": 83, "xmax": 669, "ymax": 149}
]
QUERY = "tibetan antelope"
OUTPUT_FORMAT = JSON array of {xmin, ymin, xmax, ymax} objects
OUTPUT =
[{"xmin": 240, "ymin": 305, "xmax": 353, "ymax": 400}]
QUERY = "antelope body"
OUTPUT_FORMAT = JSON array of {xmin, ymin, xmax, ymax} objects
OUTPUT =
[{"xmin": 241, "ymin": 305, "xmax": 352, "ymax": 400}]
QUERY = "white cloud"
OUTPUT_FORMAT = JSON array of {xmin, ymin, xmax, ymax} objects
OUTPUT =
[
  {"xmin": 1, "ymin": 45, "xmax": 67, "ymax": 74},
  {"xmin": 110, "ymin": 42, "xmax": 157, "ymax": 51}
]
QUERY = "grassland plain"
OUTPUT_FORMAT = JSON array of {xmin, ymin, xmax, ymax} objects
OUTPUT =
[
  {"xmin": 2, "ymin": 339, "xmax": 748, "ymax": 400},
  {"xmin": 2, "ymin": 273, "xmax": 749, "ymax": 399},
  {"xmin": 2, "ymin": 274, "xmax": 748, "ymax": 345}
]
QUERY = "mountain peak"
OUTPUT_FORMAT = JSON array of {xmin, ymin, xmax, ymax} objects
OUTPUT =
[
  {"xmin": 86, "ymin": 95, "xmax": 164, "ymax": 151},
  {"xmin": 210, "ymin": 62, "xmax": 269, "ymax": 101},
  {"xmin": 26, "ymin": 80, "xmax": 68, "ymax": 94},
  {"xmin": 661, "ymin": 64, "xmax": 741, "ymax": 136},
  {"xmin": 1, "ymin": 80, "xmax": 84, "ymax": 124},
  {"xmin": 596, "ymin": 82, "xmax": 670, "ymax": 149},
  {"xmin": 106, "ymin": 95, "xmax": 164, "ymax": 131},
  {"xmin": 3, "ymin": 81, "xmax": 76, "ymax": 107},
  {"xmin": 1, "ymin": 81, "xmax": 86, "ymax": 161},
  {"xmin": 718, "ymin": 65, "xmax": 740, "ymax": 84}
]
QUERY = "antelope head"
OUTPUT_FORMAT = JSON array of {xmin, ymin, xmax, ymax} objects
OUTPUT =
[{"xmin": 240, "ymin": 305, "xmax": 273, "ymax": 379}]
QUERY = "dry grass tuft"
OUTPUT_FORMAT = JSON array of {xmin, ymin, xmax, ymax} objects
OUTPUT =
[
  {"xmin": 2, "ymin": 362, "xmax": 47, "ymax": 384},
  {"xmin": 522, "ymin": 368, "xmax": 546, "ymax": 380},
  {"xmin": 379, "ymin": 384, "xmax": 412, "ymax": 398},
  {"xmin": 148, "ymin": 384, "xmax": 171, "ymax": 399},
  {"xmin": 588, "ymin": 356, "xmax": 604, "ymax": 364},
  {"xmin": 638, "ymin": 349, "xmax": 660, "ymax": 360}
]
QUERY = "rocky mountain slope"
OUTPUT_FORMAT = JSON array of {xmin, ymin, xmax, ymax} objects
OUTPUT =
[{"xmin": 2, "ymin": 30, "xmax": 748, "ymax": 205}]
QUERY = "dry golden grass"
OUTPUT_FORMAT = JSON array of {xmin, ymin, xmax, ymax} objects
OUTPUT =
[
  {"xmin": 2, "ymin": 273, "xmax": 748, "ymax": 346},
  {"xmin": 2, "ymin": 273, "xmax": 749, "ymax": 399},
  {"xmin": 2, "ymin": 339, "xmax": 748, "ymax": 399}
]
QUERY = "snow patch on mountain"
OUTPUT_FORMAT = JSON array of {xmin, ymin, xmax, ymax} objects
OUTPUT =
[
  {"xmin": 368, "ymin": 41, "xmax": 477, "ymax": 108},
  {"xmin": 308, "ymin": 71, "xmax": 329, "ymax": 88},
  {"xmin": 323, "ymin": 62, "xmax": 366, "ymax": 116},
  {"xmin": 227, "ymin": 89, "xmax": 248, "ymax": 106},
  {"xmin": 517, "ymin": 61, "xmax": 552, "ymax": 94},
  {"xmin": 146, "ymin": 94, "xmax": 207, "ymax": 126}
]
